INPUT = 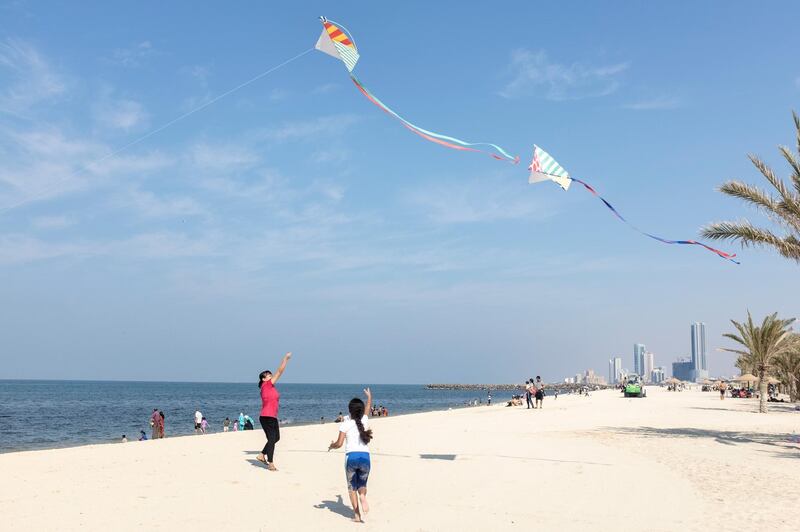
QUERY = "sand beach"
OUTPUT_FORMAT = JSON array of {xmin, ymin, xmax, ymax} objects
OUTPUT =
[{"xmin": 1, "ymin": 387, "xmax": 798, "ymax": 531}]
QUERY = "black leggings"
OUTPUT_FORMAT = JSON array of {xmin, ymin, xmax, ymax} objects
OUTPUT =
[{"xmin": 260, "ymin": 416, "xmax": 280, "ymax": 462}]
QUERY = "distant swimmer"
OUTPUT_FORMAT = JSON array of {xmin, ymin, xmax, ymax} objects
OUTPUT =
[
  {"xmin": 328, "ymin": 388, "xmax": 373, "ymax": 523},
  {"xmin": 256, "ymin": 351, "xmax": 292, "ymax": 471}
]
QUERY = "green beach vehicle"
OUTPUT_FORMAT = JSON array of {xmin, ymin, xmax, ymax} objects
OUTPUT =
[{"xmin": 623, "ymin": 374, "xmax": 646, "ymax": 398}]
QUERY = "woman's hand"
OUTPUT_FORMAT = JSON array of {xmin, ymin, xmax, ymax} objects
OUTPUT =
[
  {"xmin": 364, "ymin": 387, "xmax": 371, "ymax": 397},
  {"xmin": 284, "ymin": 352, "xmax": 292, "ymax": 360}
]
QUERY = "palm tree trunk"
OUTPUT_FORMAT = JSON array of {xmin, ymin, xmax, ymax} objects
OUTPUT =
[{"xmin": 758, "ymin": 367, "xmax": 768, "ymax": 413}]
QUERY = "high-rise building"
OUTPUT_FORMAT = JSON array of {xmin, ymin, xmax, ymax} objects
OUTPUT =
[
  {"xmin": 613, "ymin": 357, "xmax": 622, "ymax": 384},
  {"xmin": 690, "ymin": 322, "xmax": 709, "ymax": 381},
  {"xmin": 644, "ymin": 352, "xmax": 655, "ymax": 382},
  {"xmin": 633, "ymin": 344, "xmax": 646, "ymax": 376},
  {"xmin": 651, "ymin": 367, "xmax": 666, "ymax": 383},
  {"xmin": 672, "ymin": 358, "xmax": 694, "ymax": 382}
]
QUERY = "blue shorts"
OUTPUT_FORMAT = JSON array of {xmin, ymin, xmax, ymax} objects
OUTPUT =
[{"xmin": 345, "ymin": 452, "xmax": 371, "ymax": 491}]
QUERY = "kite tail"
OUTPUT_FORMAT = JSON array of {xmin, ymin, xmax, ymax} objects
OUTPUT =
[
  {"xmin": 350, "ymin": 74, "xmax": 519, "ymax": 164},
  {"xmin": 569, "ymin": 177, "xmax": 740, "ymax": 264}
]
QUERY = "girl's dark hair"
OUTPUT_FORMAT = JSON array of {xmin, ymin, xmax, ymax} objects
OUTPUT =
[
  {"xmin": 348, "ymin": 398, "xmax": 373, "ymax": 445},
  {"xmin": 258, "ymin": 370, "xmax": 272, "ymax": 388}
]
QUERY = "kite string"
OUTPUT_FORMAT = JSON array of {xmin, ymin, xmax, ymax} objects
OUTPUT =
[
  {"xmin": 0, "ymin": 47, "xmax": 316, "ymax": 214},
  {"xmin": 569, "ymin": 177, "xmax": 740, "ymax": 264}
]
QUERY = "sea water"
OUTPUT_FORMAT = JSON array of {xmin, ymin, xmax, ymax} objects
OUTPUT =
[{"xmin": 0, "ymin": 380, "xmax": 492, "ymax": 453}]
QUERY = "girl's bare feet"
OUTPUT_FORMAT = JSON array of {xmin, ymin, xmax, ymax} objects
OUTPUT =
[
  {"xmin": 352, "ymin": 510, "xmax": 362, "ymax": 523},
  {"xmin": 267, "ymin": 463, "xmax": 278, "ymax": 471}
]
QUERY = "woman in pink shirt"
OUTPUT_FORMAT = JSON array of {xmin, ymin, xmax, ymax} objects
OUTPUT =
[{"xmin": 257, "ymin": 352, "xmax": 292, "ymax": 471}]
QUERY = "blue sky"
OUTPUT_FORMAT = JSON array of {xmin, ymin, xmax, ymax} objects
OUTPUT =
[{"xmin": 1, "ymin": 1, "xmax": 798, "ymax": 383}]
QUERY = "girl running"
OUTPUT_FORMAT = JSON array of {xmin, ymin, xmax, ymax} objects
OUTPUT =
[
  {"xmin": 256, "ymin": 351, "xmax": 292, "ymax": 471},
  {"xmin": 328, "ymin": 388, "xmax": 373, "ymax": 523}
]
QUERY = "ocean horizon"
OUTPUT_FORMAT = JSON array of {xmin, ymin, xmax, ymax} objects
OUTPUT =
[{"xmin": 0, "ymin": 379, "xmax": 501, "ymax": 454}]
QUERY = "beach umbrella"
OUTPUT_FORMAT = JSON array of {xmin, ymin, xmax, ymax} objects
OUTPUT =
[
  {"xmin": 736, "ymin": 373, "xmax": 758, "ymax": 383},
  {"xmin": 665, "ymin": 377, "xmax": 681, "ymax": 385},
  {"xmin": 763, "ymin": 377, "xmax": 780, "ymax": 385}
]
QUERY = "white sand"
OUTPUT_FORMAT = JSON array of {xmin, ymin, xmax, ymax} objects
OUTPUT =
[{"xmin": 1, "ymin": 387, "xmax": 799, "ymax": 531}]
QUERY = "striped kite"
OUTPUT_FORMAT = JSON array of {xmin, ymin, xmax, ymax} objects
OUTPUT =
[
  {"xmin": 528, "ymin": 145, "xmax": 740, "ymax": 263},
  {"xmin": 315, "ymin": 17, "xmax": 519, "ymax": 164}
]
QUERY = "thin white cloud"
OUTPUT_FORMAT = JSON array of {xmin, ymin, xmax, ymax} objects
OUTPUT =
[
  {"xmin": 189, "ymin": 142, "xmax": 260, "ymax": 172},
  {"xmin": 269, "ymin": 88, "xmax": 289, "ymax": 101},
  {"xmin": 311, "ymin": 83, "xmax": 338, "ymax": 94},
  {"xmin": 500, "ymin": 49, "xmax": 628, "ymax": 101},
  {"xmin": 109, "ymin": 41, "xmax": 156, "ymax": 67},
  {"xmin": 119, "ymin": 187, "xmax": 205, "ymax": 219},
  {"xmin": 93, "ymin": 97, "xmax": 149, "ymax": 131},
  {"xmin": 622, "ymin": 96, "xmax": 681, "ymax": 110},
  {"xmin": 264, "ymin": 114, "xmax": 359, "ymax": 141},
  {"xmin": 0, "ymin": 39, "xmax": 66, "ymax": 114},
  {"xmin": 30, "ymin": 215, "xmax": 75, "ymax": 230},
  {"xmin": 406, "ymin": 176, "xmax": 555, "ymax": 224}
]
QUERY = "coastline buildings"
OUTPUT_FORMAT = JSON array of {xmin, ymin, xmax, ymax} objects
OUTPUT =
[
  {"xmin": 644, "ymin": 352, "xmax": 655, "ymax": 382},
  {"xmin": 633, "ymin": 344, "xmax": 646, "ymax": 377},
  {"xmin": 651, "ymin": 367, "xmax": 666, "ymax": 383},
  {"xmin": 608, "ymin": 357, "xmax": 623, "ymax": 384},
  {"xmin": 690, "ymin": 322, "xmax": 709, "ymax": 381},
  {"xmin": 672, "ymin": 357, "xmax": 694, "ymax": 382}
]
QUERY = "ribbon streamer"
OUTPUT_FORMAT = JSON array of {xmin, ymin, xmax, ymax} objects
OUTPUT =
[
  {"xmin": 569, "ymin": 177, "xmax": 740, "ymax": 264},
  {"xmin": 350, "ymin": 74, "xmax": 519, "ymax": 164}
]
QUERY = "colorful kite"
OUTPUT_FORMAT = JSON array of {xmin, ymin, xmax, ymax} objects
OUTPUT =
[
  {"xmin": 528, "ymin": 145, "xmax": 740, "ymax": 263},
  {"xmin": 313, "ymin": 17, "xmax": 737, "ymax": 263},
  {"xmin": 315, "ymin": 17, "xmax": 519, "ymax": 164}
]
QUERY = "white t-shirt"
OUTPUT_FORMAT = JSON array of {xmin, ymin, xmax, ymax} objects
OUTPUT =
[
  {"xmin": 339, "ymin": 415, "xmax": 370, "ymax": 454},
  {"xmin": 194, "ymin": 411, "xmax": 202, "ymax": 424}
]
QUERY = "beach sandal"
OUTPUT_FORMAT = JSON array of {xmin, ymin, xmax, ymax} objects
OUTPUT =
[
  {"xmin": 256, "ymin": 455, "xmax": 267, "ymax": 464},
  {"xmin": 267, "ymin": 463, "xmax": 278, "ymax": 471}
]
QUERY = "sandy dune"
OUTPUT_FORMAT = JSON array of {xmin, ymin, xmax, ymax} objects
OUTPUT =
[{"xmin": 1, "ymin": 387, "xmax": 798, "ymax": 531}]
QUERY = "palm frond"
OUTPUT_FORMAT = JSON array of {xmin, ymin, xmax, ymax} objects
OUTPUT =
[{"xmin": 701, "ymin": 221, "xmax": 800, "ymax": 261}]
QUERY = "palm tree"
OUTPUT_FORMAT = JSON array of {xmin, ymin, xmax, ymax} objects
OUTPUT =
[
  {"xmin": 771, "ymin": 334, "xmax": 800, "ymax": 402},
  {"xmin": 721, "ymin": 312, "xmax": 795, "ymax": 413},
  {"xmin": 701, "ymin": 112, "xmax": 800, "ymax": 262}
]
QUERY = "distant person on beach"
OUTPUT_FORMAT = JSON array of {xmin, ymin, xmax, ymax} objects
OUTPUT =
[
  {"xmin": 328, "ymin": 388, "xmax": 373, "ymax": 523},
  {"xmin": 719, "ymin": 382, "xmax": 727, "ymax": 400},
  {"xmin": 244, "ymin": 415, "xmax": 254, "ymax": 430},
  {"xmin": 535, "ymin": 376, "xmax": 544, "ymax": 408},
  {"xmin": 257, "ymin": 351, "xmax": 292, "ymax": 471},
  {"xmin": 335, "ymin": 412, "xmax": 344, "ymax": 423},
  {"xmin": 233, "ymin": 420, "xmax": 239, "ymax": 431},
  {"xmin": 139, "ymin": 430, "xmax": 147, "ymax": 441},
  {"xmin": 150, "ymin": 408, "xmax": 160, "ymax": 440},
  {"xmin": 121, "ymin": 435, "xmax": 127, "ymax": 443},
  {"xmin": 525, "ymin": 380, "xmax": 534, "ymax": 409},
  {"xmin": 223, "ymin": 417, "xmax": 231, "ymax": 432},
  {"xmin": 239, "ymin": 412, "xmax": 245, "ymax": 430},
  {"xmin": 200, "ymin": 417, "xmax": 209, "ymax": 434},
  {"xmin": 194, "ymin": 410, "xmax": 203, "ymax": 434},
  {"xmin": 158, "ymin": 411, "xmax": 165, "ymax": 438},
  {"xmin": 487, "ymin": 391, "xmax": 492, "ymax": 405}
]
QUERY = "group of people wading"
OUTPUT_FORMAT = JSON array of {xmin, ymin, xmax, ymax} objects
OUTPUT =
[{"xmin": 256, "ymin": 352, "xmax": 373, "ymax": 523}]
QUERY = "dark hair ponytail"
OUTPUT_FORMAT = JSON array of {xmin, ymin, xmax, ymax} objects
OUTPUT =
[{"xmin": 348, "ymin": 398, "xmax": 373, "ymax": 445}]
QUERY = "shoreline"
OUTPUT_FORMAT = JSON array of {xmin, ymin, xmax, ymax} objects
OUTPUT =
[{"xmin": 0, "ymin": 395, "xmax": 489, "ymax": 456}]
